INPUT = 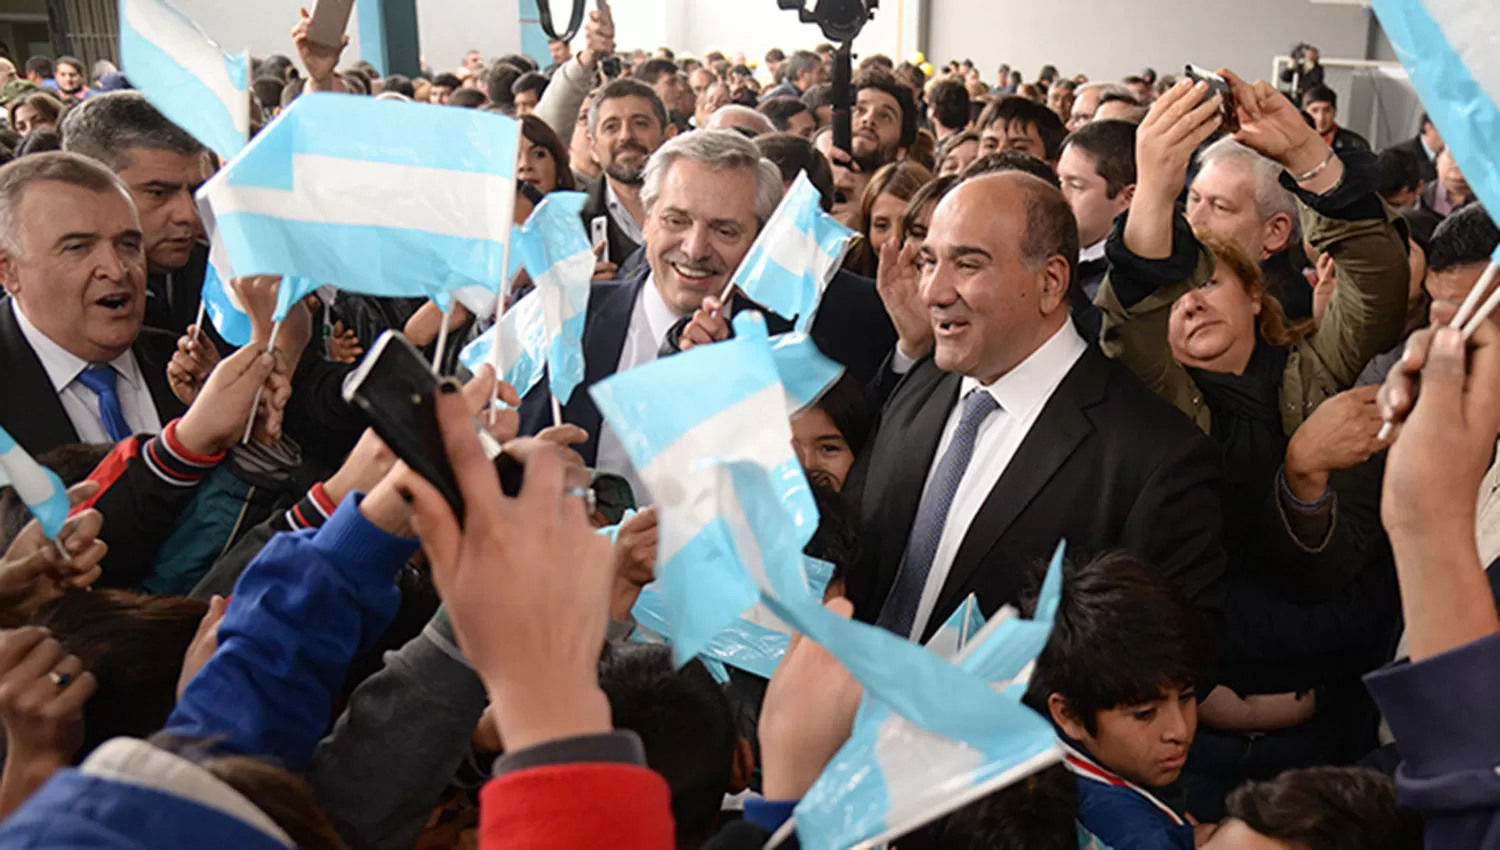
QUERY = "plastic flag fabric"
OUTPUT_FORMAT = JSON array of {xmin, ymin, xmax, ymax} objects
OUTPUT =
[
  {"xmin": 119, "ymin": 0, "xmax": 250, "ymax": 162},
  {"xmin": 592, "ymin": 318, "xmax": 1027, "ymax": 747},
  {"xmin": 925, "ymin": 593, "xmax": 986, "ymax": 660},
  {"xmin": 197, "ymin": 93, "xmax": 519, "ymax": 323},
  {"xmin": 0, "ymin": 425, "xmax": 71, "ymax": 540},
  {"xmin": 630, "ymin": 557, "xmax": 836, "ymax": 679},
  {"xmin": 512, "ymin": 192, "xmax": 594, "ymax": 405},
  {"xmin": 793, "ymin": 544, "xmax": 1068, "ymax": 849},
  {"xmin": 459, "ymin": 290, "xmax": 547, "ymax": 398},
  {"xmin": 1371, "ymin": 0, "xmax": 1500, "ymax": 267},
  {"xmin": 731, "ymin": 171, "xmax": 857, "ymax": 333}
]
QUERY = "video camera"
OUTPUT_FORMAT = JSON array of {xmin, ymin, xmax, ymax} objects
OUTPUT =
[
  {"xmin": 776, "ymin": 0, "xmax": 879, "ymax": 43},
  {"xmin": 1291, "ymin": 42, "xmax": 1315, "ymax": 63}
]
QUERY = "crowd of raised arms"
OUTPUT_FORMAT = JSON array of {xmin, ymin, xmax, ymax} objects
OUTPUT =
[{"xmin": 0, "ymin": 6, "xmax": 1495, "ymax": 849}]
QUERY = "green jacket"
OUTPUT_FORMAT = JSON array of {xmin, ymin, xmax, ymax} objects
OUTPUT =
[{"xmin": 1096, "ymin": 150, "xmax": 1410, "ymax": 436}]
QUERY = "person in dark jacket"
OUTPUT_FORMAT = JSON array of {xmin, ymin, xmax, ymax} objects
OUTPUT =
[
  {"xmin": 1057, "ymin": 120, "xmax": 1137, "ymax": 343},
  {"xmin": 1301, "ymin": 86, "xmax": 1370, "ymax": 155},
  {"xmin": 1382, "ymin": 111, "xmax": 1443, "ymax": 184}
]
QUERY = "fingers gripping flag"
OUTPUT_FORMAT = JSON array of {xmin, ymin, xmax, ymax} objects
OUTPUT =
[
  {"xmin": 459, "ymin": 291, "xmax": 548, "ymax": 398},
  {"xmin": 0, "ymin": 426, "xmax": 71, "ymax": 541},
  {"xmin": 119, "ymin": 0, "xmax": 250, "ymax": 162},
  {"xmin": 731, "ymin": 172, "xmax": 857, "ymax": 333},
  {"xmin": 1372, "ymin": 0, "xmax": 1500, "ymax": 268},
  {"xmin": 198, "ymin": 94, "xmax": 520, "ymax": 320},
  {"xmin": 793, "ymin": 545, "xmax": 1068, "ymax": 849}
]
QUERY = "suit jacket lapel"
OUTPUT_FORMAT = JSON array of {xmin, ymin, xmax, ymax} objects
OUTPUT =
[
  {"xmin": 0, "ymin": 299, "xmax": 79, "ymax": 452},
  {"xmin": 932, "ymin": 351, "xmax": 1105, "ymax": 618},
  {"xmin": 567, "ymin": 272, "xmax": 647, "ymax": 463},
  {"xmin": 134, "ymin": 328, "xmax": 188, "ymax": 424}
]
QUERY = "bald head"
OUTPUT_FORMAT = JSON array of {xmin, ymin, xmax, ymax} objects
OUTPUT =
[
  {"xmin": 922, "ymin": 170, "xmax": 1078, "ymax": 383},
  {"xmin": 704, "ymin": 105, "xmax": 775, "ymax": 138}
]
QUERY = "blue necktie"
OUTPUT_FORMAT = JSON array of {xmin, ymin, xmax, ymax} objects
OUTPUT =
[
  {"xmin": 877, "ymin": 388, "xmax": 1001, "ymax": 637},
  {"xmin": 75, "ymin": 365, "xmax": 133, "ymax": 442}
]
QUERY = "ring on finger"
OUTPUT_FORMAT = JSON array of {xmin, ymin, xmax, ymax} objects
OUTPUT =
[
  {"xmin": 48, "ymin": 670, "xmax": 72, "ymax": 689},
  {"xmin": 565, "ymin": 486, "xmax": 598, "ymax": 516}
]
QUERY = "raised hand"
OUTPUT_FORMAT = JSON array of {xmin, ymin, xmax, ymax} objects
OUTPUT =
[
  {"xmin": 167, "ymin": 326, "xmax": 222, "ymax": 405},
  {"xmin": 610, "ymin": 507, "xmax": 657, "ymax": 620},
  {"xmin": 175, "ymin": 343, "xmax": 279, "ymax": 456},
  {"xmin": 577, "ymin": 6, "xmax": 616, "ymax": 72},
  {"xmin": 1283, "ymin": 385, "xmax": 1386, "ymax": 503},
  {"xmin": 400, "ymin": 382, "xmax": 615, "ymax": 754},
  {"xmin": 0, "ymin": 627, "xmax": 97, "ymax": 817},
  {"xmin": 176, "ymin": 595, "xmax": 227, "ymax": 700},
  {"xmin": 678, "ymin": 295, "xmax": 731, "ymax": 351},
  {"xmin": 0, "ymin": 483, "xmax": 107, "ymax": 626},
  {"xmin": 291, "ymin": 7, "xmax": 348, "ymax": 89},
  {"xmin": 877, "ymin": 236, "xmax": 932, "ymax": 361},
  {"xmin": 1221, "ymin": 69, "xmax": 1342, "ymax": 193},
  {"xmin": 327, "ymin": 320, "xmax": 364, "ymax": 365}
]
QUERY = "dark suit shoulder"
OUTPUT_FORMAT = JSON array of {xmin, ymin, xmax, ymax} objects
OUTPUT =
[{"xmin": 1081, "ymin": 347, "xmax": 1209, "ymax": 442}]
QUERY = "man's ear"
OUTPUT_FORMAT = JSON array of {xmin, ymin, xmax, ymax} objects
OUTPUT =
[
  {"xmin": 1115, "ymin": 183, "xmax": 1137, "ymax": 213},
  {"xmin": 1039, "ymin": 253, "xmax": 1071, "ymax": 314},
  {"xmin": 1263, "ymin": 212, "xmax": 1294, "ymax": 259},
  {"xmin": 664, "ymin": 123, "xmax": 679, "ymax": 140},
  {"xmin": 0, "ymin": 249, "xmax": 19, "ymax": 297},
  {"xmin": 1048, "ymin": 693, "xmax": 1090, "ymax": 741},
  {"xmin": 729, "ymin": 737, "xmax": 755, "ymax": 794}
]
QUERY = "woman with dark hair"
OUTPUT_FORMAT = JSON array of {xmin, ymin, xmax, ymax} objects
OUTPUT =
[
  {"xmin": 791, "ymin": 373, "xmax": 873, "ymax": 492},
  {"xmin": 517, "ymin": 114, "xmax": 575, "ymax": 195},
  {"xmin": 843, "ymin": 160, "xmax": 933, "ymax": 277},
  {"xmin": 896, "ymin": 173, "xmax": 956, "ymax": 252},
  {"xmin": 6, "ymin": 91, "xmax": 64, "ymax": 137}
]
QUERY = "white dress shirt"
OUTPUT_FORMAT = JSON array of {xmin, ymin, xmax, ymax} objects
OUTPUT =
[
  {"xmin": 905, "ymin": 320, "xmax": 1088, "ymax": 637},
  {"xmin": 594, "ymin": 278, "xmax": 680, "ymax": 502},
  {"xmin": 12, "ymin": 302, "xmax": 162, "ymax": 444},
  {"xmin": 1079, "ymin": 238, "xmax": 1108, "ymax": 264},
  {"xmin": 604, "ymin": 180, "xmax": 646, "ymax": 250}
]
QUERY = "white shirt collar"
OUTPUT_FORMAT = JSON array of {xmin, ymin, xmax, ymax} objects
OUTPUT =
[
  {"xmin": 11, "ymin": 300, "xmax": 144, "ymax": 393},
  {"xmin": 959, "ymin": 320, "xmax": 1087, "ymax": 421},
  {"xmin": 640, "ymin": 275, "xmax": 682, "ymax": 342},
  {"xmin": 1079, "ymin": 238, "xmax": 1108, "ymax": 264},
  {"xmin": 1421, "ymin": 136, "xmax": 1439, "ymax": 162},
  {"xmin": 604, "ymin": 180, "xmax": 646, "ymax": 242}
]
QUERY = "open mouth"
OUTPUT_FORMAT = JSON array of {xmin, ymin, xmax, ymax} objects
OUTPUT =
[
  {"xmin": 671, "ymin": 262, "xmax": 717, "ymax": 283},
  {"xmin": 94, "ymin": 293, "xmax": 133, "ymax": 313},
  {"xmin": 935, "ymin": 318, "xmax": 969, "ymax": 335}
]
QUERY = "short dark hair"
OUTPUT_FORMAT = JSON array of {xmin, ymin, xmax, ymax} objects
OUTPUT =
[
  {"xmin": 1121, "ymin": 75, "xmax": 1146, "ymax": 87},
  {"xmin": 512, "ymin": 70, "xmax": 549, "ymax": 100},
  {"xmin": 805, "ymin": 477, "xmax": 862, "ymax": 582},
  {"xmin": 32, "ymin": 589, "xmax": 208, "ymax": 761},
  {"xmin": 449, "ymin": 87, "xmax": 487, "ymax": 109},
  {"xmin": 0, "ymin": 442, "xmax": 113, "ymax": 552},
  {"xmin": 899, "ymin": 763, "xmax": 1077, "ymax": 850},
  {"xmin": 1376, "ymin": 146, "xmax": 1423, "ymax": 199},
  {"xmin": 634, "ymin": 58, "xmax": 679, "ymax": 87},
  {"xmin": 1427, "ymin": 204, "xmax": 1500, "ymax": 274},
  {"xmin": 25, "ymin": 56, "xmax": 54, "ymax": 79},
  {"xmin": 496, "ymin": 53, "xmax": 539, "ymax": 73},
  {"xmin": 960, "ymin": 150, "xmax": 1060, "ymax": 189},
  {"xmin": 765, "ymin": 48, "xmax": 786, "ymax": 64},
  {"xmin": 432, "ymin": 72, "xmax": 462, "ymax": 90},
  {"xmin": 1022, "ymin": 551, "xmax": 1211, "ymax": 735},
  {"xmin": 485, "ymin": 61, "xmax": 524, "ymax": 107},
  {"xmin": 1302, "ymin": 85, "xmax": 1338, "ymax": 108},
  {"xmin": 801, "ymin": 82, "xmax": 836, "ymax": 111},
  {"xmin": 1062, "ymin": 119, "xmax": 1138, "ymax": 198},
  {"xmin": 259, "ymin": 54, "xmax": 297, "ymax": 82},
  {"xmin": 15, "ymin": 129, "xmax": 61, "ymax": 157},
  {"xmin": 252, "ymin": 75, "xmax": 285, "ymax": 112},
  {"xmin": 755, "ymin": 132, "xmax": 836, "ymax": 212},
  {"xmin": 54, "ymin": 55, "xmax": 84, "ymax": 76},
  {"xmin": 588, "ymin": 78, "xmax": 668, "ymax": 137},
  {"xmin": 900, "ymin": 173, "xmax": 957, "ymax": 244},
  {"xmin": 815, "ymin": 371, "xmax": 874, "ymax": 457},
  {"xmin": 757, "ymin": 96, "xmax": 811, "ymax": 132},
  {"xmin": 853, "ymin": 67, "xmax": 918, "ymax": 149},
  {"xmin": 599, "ymin": 643, "xmax": 735, "ymax": 849},
  {"xmin": 929, "ymin": 79, "xmax": 971, "ymax": 131},
  {"xmin": 785, "ymin": 50, "xmax": 822, "ymax": 86},
  {"xmin": 1225, "ymin": 767, "xmax": 1424, "ymax": 850},
  {"xmin": 280, "ymin": 77, "xmax": 306, "ymax": 110},
  {"xmin": 380, "ymin": 73, "xmax": 415, "ymax": 98},
  {"xmin": 978, "ymin": 95, "xmax": 1068, "ymax": 161}
]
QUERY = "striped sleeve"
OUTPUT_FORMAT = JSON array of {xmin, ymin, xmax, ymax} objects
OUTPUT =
[
  {"xmin": 284, "ymin": 482, "xmax": 339, "ymax": 531},
  {"xmin": 142, "ymin": 419, "xmax": 226, "ymax": 488}
]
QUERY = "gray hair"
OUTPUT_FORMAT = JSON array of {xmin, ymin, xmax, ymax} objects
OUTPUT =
[
  {"xmin": 704, "ymin": 105, "xmax": 775, "ymax": 137},
  {"xmin": 1196, "ymin": 137, "xmax": 1297, "ymax": 223},
  {"xmin": 60, "ymin": 92, "xmax": 206, "ymax": 172},
  {"xmin": 1078, "ymin": 81, "xmax": 1136, "ymax": 103},
  {"xmin": 641, "ymin": 129, "xmax": 785, "ymax": 228},
  {"xmin": 0, "ymin": 152, "xmax": 132, "ymax": 256}
]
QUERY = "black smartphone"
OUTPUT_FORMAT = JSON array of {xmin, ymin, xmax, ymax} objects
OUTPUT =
[
  {"xmin": 1185, "ymin": 64, "xmax": 1240, "ymax": 133},
  {"xmin": 342, "ymin": 330, "xmax": 510, "ymax": 519}
]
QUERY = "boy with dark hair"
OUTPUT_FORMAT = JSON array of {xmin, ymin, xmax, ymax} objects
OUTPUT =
[
  {"xmin": 1024, "ymin": 551, "xmax": 1213, "ymax": 850},
  {"xmin": 977, "ymin": 94, "xmax": 1068, "ymax": 165},
  {"xmin": 1206, "ymin": 766, "xmax": 1423, "ymax": 850},
  {"xmin": 1376, "ymin": 145, "xmax": 1425, "ymax": 210},
  {"xmin": 899, "ymin": 763, "xmax": 1079, "ymax": 850},
  {"xmin": 600, "ymin": 643, "xmax": 753, "ymax": 850}
]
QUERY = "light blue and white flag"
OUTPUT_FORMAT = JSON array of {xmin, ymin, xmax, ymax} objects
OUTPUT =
[
  {"xmin": 926, "ymin": 593, "xmax": 986, "ymax": 660},
  {"xmin": 792, "ymin": 545, "xmax": 1067, "ymax": 849},
  {"xmin": 459, "ymin": 290, "xmax": 547, "ymax": 397},
  {"xmin": 0, "ymin": 426, "xmax": 71, "ymax": 541},
  {"xmin": 198, "ymin": 93, "xmax": 520, "ymax": 323},
  {"xmin": 513, "ymin": 192, "xmax": 594, "ymax": 405},
  {"xmin": 119, "ymin": 0, "xmax": 250, "ymax": 162},
  {"xmin": 1371, "ymin": 0, "xmax": 1500, "ymax": 267},
  {"xmin": 731, "ymin": 171, "xmax": 857, "ymax": 333}
]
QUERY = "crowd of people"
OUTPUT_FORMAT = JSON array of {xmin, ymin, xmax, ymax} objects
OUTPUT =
[{"xmin": 0, "ymin": 7, "xmax": 1496, "ymax": 849}]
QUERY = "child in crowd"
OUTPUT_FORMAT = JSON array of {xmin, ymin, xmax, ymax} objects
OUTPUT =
[{"xmin": 1025, "ymin": 551, "xmax": 1213, "ymax": 850}]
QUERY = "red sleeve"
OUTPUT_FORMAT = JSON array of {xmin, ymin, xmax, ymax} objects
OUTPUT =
[{"xmin": 479, "ymin": 763, "xmax": 675, "ymax": 850}]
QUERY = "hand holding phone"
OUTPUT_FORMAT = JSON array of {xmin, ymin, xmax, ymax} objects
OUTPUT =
[
  {"xmin": 1184, "ymin": 65, "xmax": 1239, "ymax": 134},
  {"xmin": 306, "ymin": 0, "xmax": 355, "ymax": 49}
]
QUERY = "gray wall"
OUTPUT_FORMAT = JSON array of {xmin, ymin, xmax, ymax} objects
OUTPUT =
[{"xmin": 927, "ymin": 0, "xmax": 1373, "ymax": 85}]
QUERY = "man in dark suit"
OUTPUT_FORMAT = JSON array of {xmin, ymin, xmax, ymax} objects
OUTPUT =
[
  {"xmin": 1385, "ymin": 112, "xmax": 1443, "ymax": 184},
  {"xmin": 0, "ymin": 152, "xmax": 185, "ymax": 455},
  {"xmin": 520, "ymin": 129, "xmax": 893, "ymax": 502},
  {"xmin": 844, "ymin": 169, "xmax": 1225, "ymax": 642},
  {"xmin": 579, "ymin": 79, "xmax": 674, "ymax": 275},
  {"xmin": 60, "ymin": 92, "xmax": 216, "ymax": 340},
  {"xmin": 1057, "ymin": 120, "xmax": 1137, "ymax": 344}
]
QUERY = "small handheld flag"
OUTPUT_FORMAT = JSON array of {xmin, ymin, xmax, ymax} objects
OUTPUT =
[
  {"xmin": 0, "ymin": 425, "xmax": 72, "ymax": 541},
  {"xmin": 728, "ymin": 171, "xmax": 857, "ymax": 333},
  {"xmin": 459, "ymin": 291, "xmax": 548, "ymax": 399},
  {"xmin": 513, "ymin": 192, "xmax": 594, "ymax": 405},
  {"xmin": 119, "ymin": 0, "xmax": 251, "ymax": 162}
]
